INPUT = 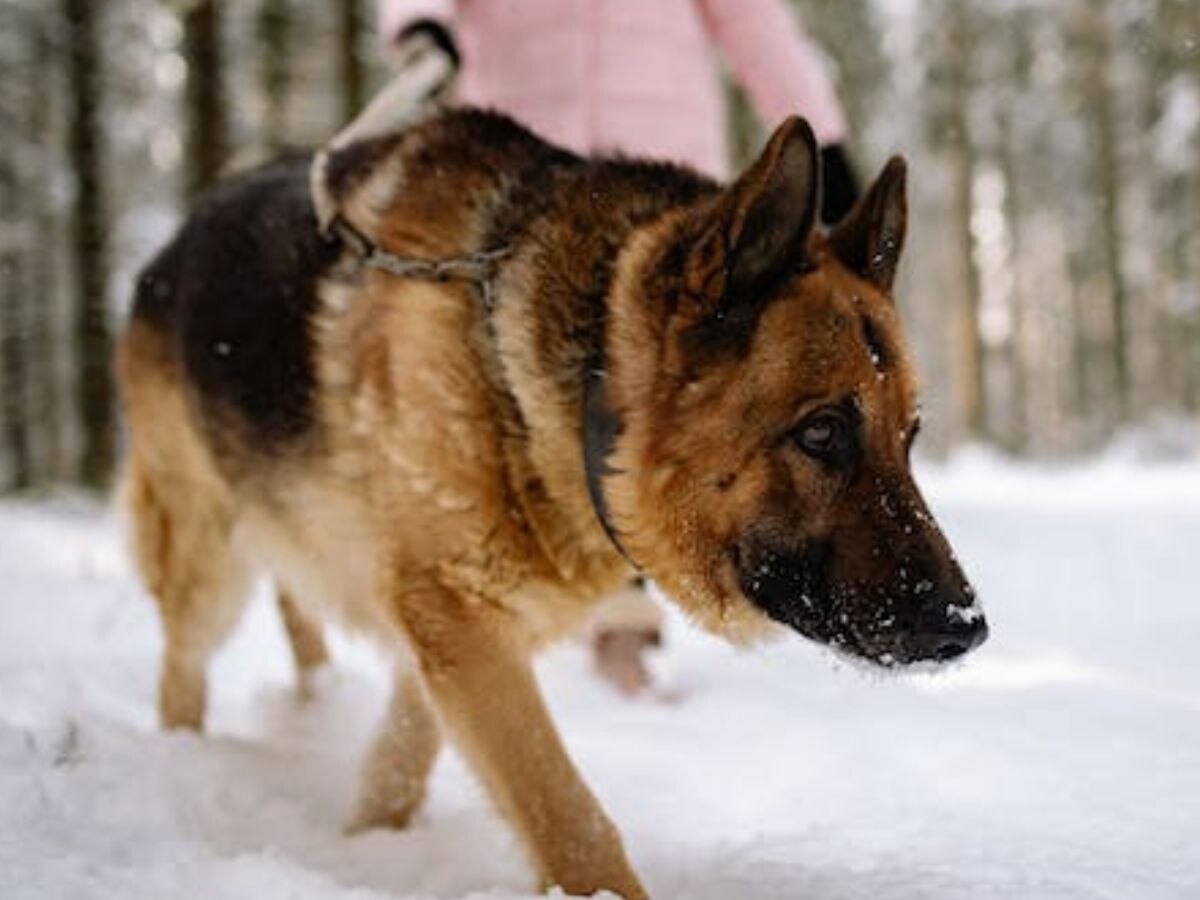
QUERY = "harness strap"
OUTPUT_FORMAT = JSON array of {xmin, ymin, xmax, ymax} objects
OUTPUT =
[
  {"xmin": 582, "ymin": 348, "xmax": 641, "ymax": 570},
  {"xmin": 326, "ymin": 213, "xmax": 637, "ymax": 569}
]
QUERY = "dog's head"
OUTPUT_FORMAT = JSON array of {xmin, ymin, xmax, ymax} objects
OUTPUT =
[{"xmin": 604, "ymin": 117, "xmax": 986, "ymax": 666}]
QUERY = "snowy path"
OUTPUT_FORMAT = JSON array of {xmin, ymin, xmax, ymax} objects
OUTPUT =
[{"xmin": 2, "ymin": 456, "xmax": 1199, "ymax": 899}]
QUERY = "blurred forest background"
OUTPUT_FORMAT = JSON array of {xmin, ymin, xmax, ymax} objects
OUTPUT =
[{"xmin": 0, "ymin": 0, "xmax": 1198, "ymax": 492}]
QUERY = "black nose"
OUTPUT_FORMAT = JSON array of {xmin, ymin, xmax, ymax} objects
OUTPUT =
[{"xmin": 910, "ymin": 603, "xmax": 988, "ymax": 662}]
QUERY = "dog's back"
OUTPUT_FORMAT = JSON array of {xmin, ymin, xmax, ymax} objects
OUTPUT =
[
  {"xmin": 122, "ymin": 111, "xmax": 582, "ymax": 469},
  {"xmin": 126, "ymin": 155, "xmax": 339, "ymax": 458}
]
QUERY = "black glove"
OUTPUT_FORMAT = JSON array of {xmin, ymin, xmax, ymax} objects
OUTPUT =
[
  {"xmin": 397, "ymin": 20, "xmax": 460, "ymax": 70},
  {"xmin": 387, "ymin": 20, "xmax": 460, "ymax": 102},
  {"xmin": 819, "ymin": 143, "xmax": 860, "ymax": 225}
]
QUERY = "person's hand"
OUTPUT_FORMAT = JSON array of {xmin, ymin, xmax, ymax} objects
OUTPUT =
[
  {"xmin": 819, "ymin": 143, "xmax": 860, "ymax": 225},
  {"xmin": 387, "ymin": 20, "xmax": 460, "ymax": 102}
]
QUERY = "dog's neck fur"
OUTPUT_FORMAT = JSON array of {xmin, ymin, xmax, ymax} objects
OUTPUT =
[
  {"xmin": 479, "ymin": 155, "xmax": 717, "ymax": 586},
  {"xmin": 324, "ymin": 109, "xmax": 717, "ymax": 590}
]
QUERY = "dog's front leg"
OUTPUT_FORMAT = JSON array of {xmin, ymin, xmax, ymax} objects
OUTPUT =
[{"xmin": 398, "ymin": 589, "xmax": 648, "ymax": 900}]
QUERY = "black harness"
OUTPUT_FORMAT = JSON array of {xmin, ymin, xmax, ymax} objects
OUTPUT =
[
  {"xmin": 582, "ymin": 350, "xmax": 637, "ymax": 566},
  {"xmin": 327, "ymin": 215, "xmax": 638, "ymax": 568}
]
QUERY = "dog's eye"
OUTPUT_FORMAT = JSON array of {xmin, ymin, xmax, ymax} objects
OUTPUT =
[
  {"xmin": 793, "ymin": 411, "xmax": 856, "ymax": 467},
  {"xmin": 801, "ymin": 418, "xmax": 835, "ymax": 449}
]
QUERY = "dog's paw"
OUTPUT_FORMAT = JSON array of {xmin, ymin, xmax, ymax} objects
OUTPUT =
[
  {"xmin": 294, "ymin": 663, "xmax": 334, "ymax": 704},
  {"xmin": 345, "ymin": 772, "xmax": 429, "ymax": 835},
  {"xmin": 344, "ymin": 797, "xmax": 422, "ymax": 836}
]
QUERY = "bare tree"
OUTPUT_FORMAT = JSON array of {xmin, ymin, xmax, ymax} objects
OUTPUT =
[
  {"xmin": 0, "ymin": 4, "xmax": 29, "ymax": 489},
  {"xmin": 0, "ymin": 148, "xmax": 31, "ymax": 489},
  {"xmin": 63, "ymin": 0, "xmax": 113, "ymax": 488},
  {"xmin": 1187, "ymin": 0, "xmax": 1200, "ymax": 412},
  {"xmin": 945, "ymin": 0, "xmax": 987, "ymax": 440},
  {"xmin": 26, "ymin": 11, "xmax": 63, "ymax": 480},
  {"xmin": 1082, "ymin": 0, "xmax": 1130, "ymax": 420},
  {"xmin": 182, "ymin": 0, "xmax": 226, "ymax": 199},
  {"xmin": 996, "ymin": 12, "xmax": 1032, "ymax": 453},
  {"xmin": 337, "ymin": 0, "xmax": 366, "ymax": 122},
  {"xmin": 258, "ymin": 0, "xmax": 291, "ymax": 154}
]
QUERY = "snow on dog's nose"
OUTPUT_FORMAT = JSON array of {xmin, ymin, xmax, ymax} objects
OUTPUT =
[{"xmin": 907, "ymin": 591, "xmax": 988, "ymax": 662}]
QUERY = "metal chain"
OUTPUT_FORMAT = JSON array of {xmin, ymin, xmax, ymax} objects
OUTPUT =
[{"xmin": 328, "ymin": 215, "xmax": 510, "ymax": 311}]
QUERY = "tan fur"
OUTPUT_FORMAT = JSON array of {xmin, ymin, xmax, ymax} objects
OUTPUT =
[
  {"xmin": 605, "ymin": 232, "xmax": 922, "ymax": 645},
  {"xmin": 117, "ymin": 108, "xmax": 961, "ymax": 900},
  {"xmin": 119, "ymin": 272, "xmax": 643, "ymax": 896},
  {"xmin": 118, "ymin": 323, "xmax": 251, "ymax": 729}
]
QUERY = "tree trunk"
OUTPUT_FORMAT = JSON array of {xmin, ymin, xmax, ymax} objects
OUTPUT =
[
  {"xmin": 63, "ymin": 0, "xmax": 113, "ymax": 489},
  {"xmin": 0, "ymin": 247, "xmax": 31, "ymax": 490},
  {"xmin": 258, "ymin": 0, "xmax": 290, "ymax": 154},
  {"xmin": 337, "ymin": 0, "xmax": 366, "ymax": 124},
  {"xmin": 946, "ymin": 0, "xmax": 987, "ymax": 440},
  {"xmin": 183, "ymin": 0, "xmax": 226, "ymax": 200},
  {"xmin": 27, "ymin": 12, "xmax": 62, "ymax": 481},
  {"xmin": 1083, "ymin": 0, "xmax": 1130, "ymax": 422},
  {"xmin": 998, "ymin": 116, "xmax": 1027, "ymax": 451},
  {"xmin": 1187, "ymin": 0, "xmax": 1200, "ymax": 412},
  {"xmin": 0, "ymin": 8, "xmax": 31, "ymax": 489}
]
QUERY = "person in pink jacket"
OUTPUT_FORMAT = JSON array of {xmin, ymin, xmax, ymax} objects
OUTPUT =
[
  {"xmin": 378, "ymin": 0, "xmax": 860, "ymax": 222},
  {"xmin": 374, "ymin": 0, "xmax": 861, "ymax": 694}
]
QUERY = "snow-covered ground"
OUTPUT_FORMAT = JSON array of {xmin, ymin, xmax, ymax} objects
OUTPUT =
[{"xmin": 2, "ymin": 453, "xmax": 1199, "ymax": 900}]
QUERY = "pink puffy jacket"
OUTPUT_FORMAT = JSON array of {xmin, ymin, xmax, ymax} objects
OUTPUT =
[{"xmin": 378, "ymin": 0, "xmax": 848, "ymax": 178}]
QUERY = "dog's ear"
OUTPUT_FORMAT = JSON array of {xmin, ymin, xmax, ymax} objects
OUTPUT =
[
  {"xmin": 827, "ymin": 156, "xmax": 907, "ymax": 294},
  {"xmin": 688, "ymin": 117, "xmax": 819, "ymax": 308}
]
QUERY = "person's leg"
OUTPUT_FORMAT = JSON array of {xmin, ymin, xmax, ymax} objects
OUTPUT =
[{"xmin": 589, "ymin": 578, "xmax": 663, "ymax": 697}]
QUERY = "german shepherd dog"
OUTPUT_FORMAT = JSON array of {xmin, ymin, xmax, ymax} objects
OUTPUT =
[{"xmin": 117, "ymin": 101, "xmax": 987, "ymax": 898}]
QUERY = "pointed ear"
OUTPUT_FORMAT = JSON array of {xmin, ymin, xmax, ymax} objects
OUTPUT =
[
  {"xmin": 717, "ymin": 116, "xmax": 820, "ymax": 302},
  {"xmin": 827, "ymin": 156, "xmax": 907, "ymax": 294}
]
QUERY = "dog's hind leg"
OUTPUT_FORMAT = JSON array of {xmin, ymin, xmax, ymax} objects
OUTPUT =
[
  {"xmin": 125, "ymin": 458, "xmax": 251, "ymax": 731},
  {"xmin": 277, "ymin": 588, "xmax": 329, "ymax": 698},
  {"xmin": 127, "ymin": 471, "xmax": 248, "ymax": 732},
  {"xmin": 119, "ymin": 323, "xmax": 252, "ymax": 732},
  {"xmin": 348, "ymin": 667, "xmax": 441, "ymax": 832},
  {"xmin": 398, "ymin": 587, "xmax": 648, "ymax": 900}
]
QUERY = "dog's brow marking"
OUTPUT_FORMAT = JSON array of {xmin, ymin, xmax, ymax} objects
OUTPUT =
[{"xmin": 860, "ymin": 315, "xmax": 889, "ymax": 374}]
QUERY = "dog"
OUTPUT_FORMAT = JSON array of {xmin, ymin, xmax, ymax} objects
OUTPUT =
[{"xmin": 116, "ymin": 101, "xmax": 987, "ymax": 899}]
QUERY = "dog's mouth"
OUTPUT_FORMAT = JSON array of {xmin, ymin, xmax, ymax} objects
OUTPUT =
[{"xmin": 731, "ymin": 545, "xmax": 987, "ymax": 668}]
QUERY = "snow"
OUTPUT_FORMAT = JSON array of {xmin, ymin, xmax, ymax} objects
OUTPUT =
[{"xmin": 3, "ymin": 455, "xmax": 1200, "ymax": 899}]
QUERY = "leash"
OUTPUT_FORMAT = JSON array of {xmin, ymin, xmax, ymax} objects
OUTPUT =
[{"xmin": 327, "ymin": 214, "xmax": 511, "ymax": 310}]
